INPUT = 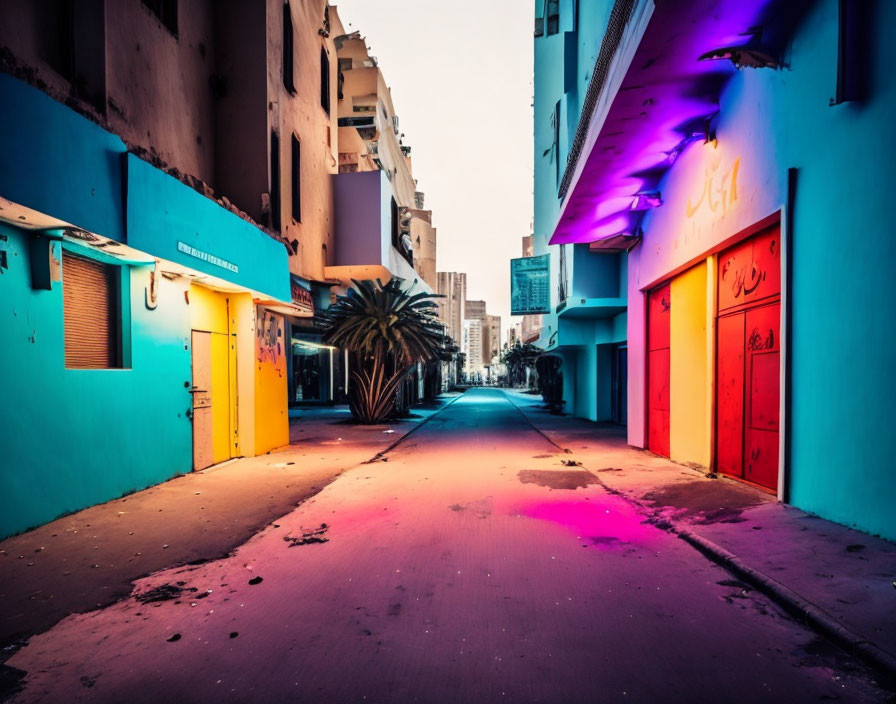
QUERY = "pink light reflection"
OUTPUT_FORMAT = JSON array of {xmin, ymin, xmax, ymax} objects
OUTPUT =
[{"xmin": 517, "ymin": 497, "xmax": 658, "ymax": 551}]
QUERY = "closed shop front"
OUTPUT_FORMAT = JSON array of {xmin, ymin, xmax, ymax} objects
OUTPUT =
[{"xmin": 715, "ymin": 224, "xmax": 781, "ymax": 490}]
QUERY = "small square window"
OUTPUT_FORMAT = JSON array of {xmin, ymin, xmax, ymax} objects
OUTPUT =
[{"xmin": 63, "ymin": 251, "xmax": 122, "ymax": 369}]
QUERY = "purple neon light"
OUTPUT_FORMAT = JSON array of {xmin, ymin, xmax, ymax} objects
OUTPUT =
[{"xmin": 549, "ymin": 0, "xmax": 771, "ymax": 245}]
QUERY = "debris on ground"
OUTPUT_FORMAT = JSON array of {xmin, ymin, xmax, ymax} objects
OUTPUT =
[
  {"xmin": 383, "ymin": 429, "xmax": 395, "ymax": 434},
  {"xmin": 134, "ymin": 583, "xmax": 197, "ymax": 604},
  {"xmin": 248, "ymin": 576, "xmax": 263, "ymax": 585},
  {"xmin": 562, "ymin": 459, "xmax": 581, "ymax": 467},
  {"xmin": 284, "ymin": 524, "xmax": 329, "ymax": 547}
]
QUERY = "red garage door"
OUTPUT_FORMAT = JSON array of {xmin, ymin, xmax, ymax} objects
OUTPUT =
[
  {"xmin": 716, "ymin": 225, "xmax": 781, "ymax": 490},
  {"xmin": 647, "ymin": 283, "xmax": 671, "ymax": 457}
]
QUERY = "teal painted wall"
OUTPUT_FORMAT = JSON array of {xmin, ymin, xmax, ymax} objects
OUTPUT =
[
  {"xmin": 571, "ymin": 248, "xmax": 620, "ymax": 299},
  {"xmin": 0, "ymin": 73, "xmax": 292, "ymax": 537},
  {"xmin": 0, "ymin": 74, "xmax": 126, "ymax": 240},
  {"xmin": 629, "ymin": 0, "xmax": 896, "ymax": 539},
  {"xmin": 0, "ymin": 224, "xmax": 192, "ymax": 538},
  {"xmin": 777, "ymin": 0, "xmax": 896, "ymax": 540},
  {"xmin": 126, "ymin": 154, "xmax": 291, "ymax": 302},
  {"xmin": 0, "ymin": 75, "xmax": 289, "ymax": 302}
]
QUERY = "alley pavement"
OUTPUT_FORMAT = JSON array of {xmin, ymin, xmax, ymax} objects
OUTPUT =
[
  {"xmin": 0, "ymin": 399, "xmax": 454, "ymax": 654},
  {"xmin": 4, "ymin": 389, "xmax": 895, "ymax": 702}
]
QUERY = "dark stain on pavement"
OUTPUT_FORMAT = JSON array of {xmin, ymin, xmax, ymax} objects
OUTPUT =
[
  {"xmin": 587, "ymin": 536, "xmax": 624, "ymax": 548},
  {"xmin": 641, "ymin": 481, "xmax": 767, "ymax": 523},
  {"xmin": 449, "ymin": 498, "xmax": 492, "ymax": 518},
  {"xmin": 518, "ymin": 470, "xmax": 599, "ymax": 490},
  {"xmin": 284, "ymin": 524, "xmax": 329, "ymax": 546},
  {"xmin": 135, "ymin": 583, "xmax": 197, "ymax": 604},
  {"xmin": 0, "ymin": 665, "xmax": 26, "ymax": 701}
]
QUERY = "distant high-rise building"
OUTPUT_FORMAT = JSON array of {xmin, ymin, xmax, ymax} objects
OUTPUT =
[
  {"xmin": 463, "ymin": 319, "xmax": 483, "ymax": 376},
  {"xmin": 436, "ymin": 272, "xmax": 466, "ymax": 347},
  {"xmin": 465, "ymin": 299, "xmax": 490, "ymax": 364},
  {"xmin": 486, "ymin": 315, "xmax": 502, "ymax": 363}
]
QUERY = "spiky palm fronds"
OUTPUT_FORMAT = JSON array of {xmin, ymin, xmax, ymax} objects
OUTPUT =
[
  {"xmin": 320, "ymin": 278, "xmax": 445, "ymax": 364},
  {"xmin": 320, "ymin": 279, "xmax": 446, "ymax": 424}
]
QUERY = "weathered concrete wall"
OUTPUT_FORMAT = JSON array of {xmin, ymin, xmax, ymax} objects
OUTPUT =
[
  {"xmin": 409, "ymin": 209, "xmax": 437, "ymax": 290},
  {"xmin": 269, "ymin": 0, "xmax": 338, "ymax": 283},
  {"xmin": 105, "ymin": 0, "xmax": 216, "ymax": 184},
  {"xmin": 213, "ymin": 0, "xmax": 268, "ymax": 223}
]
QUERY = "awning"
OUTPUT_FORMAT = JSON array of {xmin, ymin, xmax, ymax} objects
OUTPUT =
[{"xmin": 550, "ymin": 0, "xmax": 811, "ymax": 246}]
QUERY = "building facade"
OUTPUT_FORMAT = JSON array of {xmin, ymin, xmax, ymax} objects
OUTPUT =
[
  {"xmin": 463, "ymin": 319, "xmax": 484, "ymax": 379},
  {"xmin": 532, "ymin": 0, "xmax": 628, "ymax": 423},
  {"xmin": 0, "ymin": 0, "xmax": 439, "ymax": 538},
  {"xmin": 0, "ymin": 0, "xmax": 296, "ymax": 536},
  {"xmin": 436, "ymin": 272, "xmax": 467, "ymax": 348},
  {"xmin": 533, "ymin": 0, "xmax": 896, "ymax": 541}
]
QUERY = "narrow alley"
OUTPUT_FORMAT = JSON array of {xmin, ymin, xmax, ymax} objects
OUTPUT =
[{"xmin": 4, "ymin": 390, "xmax": 890, "ymax": 703}]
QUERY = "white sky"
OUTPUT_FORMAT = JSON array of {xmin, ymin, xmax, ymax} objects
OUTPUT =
[{"xmin": 333, "ymin": 0, "xmax": 534, "ymax": 337}]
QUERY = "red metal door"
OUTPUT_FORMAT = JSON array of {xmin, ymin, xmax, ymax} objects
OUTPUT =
[
  {"xmin": 647, "ymin": 284, "xmax": 671, "ymax": 457},
  {"xmin": 715, "ymin": 224, "xmax": 781, "ymax": 491},
  {"xmin": 744, "ymin": 302, "xmax": 780, "ymax": 488},
  {"xmin": 716, "ymin": 313, "xmax": 744, "ymax": 478}
]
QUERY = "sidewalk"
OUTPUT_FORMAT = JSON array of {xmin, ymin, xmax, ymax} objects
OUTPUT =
[
  {"xmin": 504, "ymin": 389, "xmax": 896, "ymax": 677},
  {"xmin": 0, "ymin": 394, "xmax": 459, "ymax": 652}
]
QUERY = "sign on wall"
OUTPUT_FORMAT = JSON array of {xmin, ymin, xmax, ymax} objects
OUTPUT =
[
  {"xmin": 511, "ymin": 254, "xmax": 550, "ymax": 315},
  {"xmin": 290, "ymin": 275, "xmax": 314, "ymax": 316}
]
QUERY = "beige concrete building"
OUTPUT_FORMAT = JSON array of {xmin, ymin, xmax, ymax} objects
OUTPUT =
[
  {"xmin": 486, "ymin": 314, "xmax": 502, "ymax": 364},
  {"xmin": 0, "ymin": 0, "xmax": 341, "ymax": 290},
  {"xmin": 463, "ymin": 318, "xmax": 483, "ymax": 377},
  {"xmin": 436, "ymin": 271, "xmax": 467, "ymax": 347},
  {"xmin": 465, "ymin": 299, "xmax": 501, "ymax": 368},
  {"xmin": 328, "ymin": 26, "xmax": 435, "ymax": 290}
]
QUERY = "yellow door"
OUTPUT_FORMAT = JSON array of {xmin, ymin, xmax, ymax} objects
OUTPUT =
[
  {"xmin": 191, "ymin": 331, "xmax": 214, "ymax": 470},
  {"xmin": 190, "ymin": 285, "xmax": 240, "ymax": 468},
  {"xmin": 209, "ymin": 331, "xmax": 231, "ymax": 464}
]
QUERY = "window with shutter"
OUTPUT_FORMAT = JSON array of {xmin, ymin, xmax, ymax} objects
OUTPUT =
[{"xmin": 63, "ymin": 251, "xmax": 121, "ymax": 369}]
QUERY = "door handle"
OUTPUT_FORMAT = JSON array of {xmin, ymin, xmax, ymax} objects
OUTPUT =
[{"xmin": 190, "ymin": 387, "xmax": 208, "ymax": 393}]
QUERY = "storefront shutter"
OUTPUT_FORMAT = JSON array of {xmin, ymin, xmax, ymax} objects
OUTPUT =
[{"xmin": 63, "ymin": 251, "xmax": 119, "ymax": 368}]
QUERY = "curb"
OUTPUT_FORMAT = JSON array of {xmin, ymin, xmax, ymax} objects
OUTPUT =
[
  {"xmin": 677, "ymin": 529, "xmax": 896, "ymax": 679},
  {"xmin": 501, "ymin": 390, "xmax": 572, "ymax": 453},
  {"xmin": 363, "ymin": 392, "xmax": 466, "ymax": 464},
  {"xmin": 505, "ymin": 389, "xmax": 896, "ymax": 681}
]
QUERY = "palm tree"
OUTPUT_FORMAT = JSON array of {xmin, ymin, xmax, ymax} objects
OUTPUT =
[
  {"xmin": 501, "ymin": 342, "xmax": 541, "ymax": 387},
  {"xmin": 320, "ymin": 278, "xmax": 446, "ymax": 424}
]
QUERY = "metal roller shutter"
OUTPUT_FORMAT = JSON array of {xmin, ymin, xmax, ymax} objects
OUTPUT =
[{"xmin": 63, "ymin": 251, "xmax": 120, "ymax": 368}]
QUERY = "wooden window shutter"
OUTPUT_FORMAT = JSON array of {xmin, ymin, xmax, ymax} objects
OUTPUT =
[{"xmin": 63, "ymin": 251, "xmax": 120, "ymax": 368}]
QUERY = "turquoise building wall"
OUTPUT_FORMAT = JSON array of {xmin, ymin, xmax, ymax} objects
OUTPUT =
[
  {"xmin": 533, "ymin": 0, "xmax": 625, "ymax": 423},
  {"xmin": 0, "ymin": 225, "xmax": 193, "ymax": 537},
  {"xmin": 126, "ymin": 154, "xmax": 291, "ymax": 302},
  {"xmin": 625, "ymin": 0, "xmax": 896, "ymax": 539},
  {"xmin": 0, "ymin": 73, "xmax": 292, "ymax": 537},
  {"xmin": 0, "ymin": 74, "xmax": 127, "ymax": 241}
]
